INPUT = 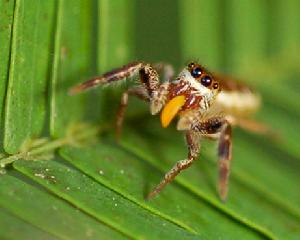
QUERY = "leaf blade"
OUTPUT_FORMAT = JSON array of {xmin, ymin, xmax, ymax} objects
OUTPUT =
[
  {"xmin": 50, "ymin": 0, "xmax": 98, "ymax": 137},
  {"xmin": 14, "ymin": 159, "xmax": 199, "ymax": 240},
  {"xmin": 4, "ymin": 0, "xmax": 56, "ymax": 153},
  {"xmin": 0, "ymin": 173, "xmax": 127, "ymax": 240},
  {"xmin": 0, "ymin": 208, "xmax": 58, "ymax": 240},
  {"xmin": 0, "ymin": 0, "xmax": 15, "ymax": 152},
  {"xmin": 120, "ymin": 124, "xmax": 299, "ymax": 239},
  {"xmin": 60, "ymin": 143, "xmax": 267, "ymax": 239}
]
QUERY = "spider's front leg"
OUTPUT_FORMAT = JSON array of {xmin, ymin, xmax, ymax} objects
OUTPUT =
[
  {"xmin": 217, "ymin": 121, "xmax": 232, "ymax": 201},
  {"xmin": 147, "ymin": 114, "xmax": 232, "ymax": 201},
  {"xmin": 114, "ymin": 64, "xmax": 172, "ymax": 139},
  {"xmin": 70, "ymin": 61, "xmax": 171, "ymax": 138},
  {"xmin": 147, "ymin": 131, "xmax": 200, "ymax": 199},
  {"xmin": 69, "ymin": 62, "xmax": 148, "ymax": 94},
  {"xmin": 190, "ymin": 115, "xmax": 232, "ymax": 201}
]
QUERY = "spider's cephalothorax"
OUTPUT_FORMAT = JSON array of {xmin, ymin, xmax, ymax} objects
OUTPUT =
[
  {"xmin": 168, "ymin": 63, "xmax": 220, "ymax": 111},
  {"xmin": 70, "ymin": 61, "xmax": 268, "ymax": 201}
]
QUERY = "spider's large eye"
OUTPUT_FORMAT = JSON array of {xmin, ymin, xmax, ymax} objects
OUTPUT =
[
  {"xmin": 201, "ymin": 75, "xmax": 212, "ymax": 87},
  {"xmin": 191, "ymin": 67, "xmax": 202, "ymax": 78}
]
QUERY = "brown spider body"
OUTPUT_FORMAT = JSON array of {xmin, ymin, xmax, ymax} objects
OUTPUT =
[
  {"xmin": 70, "ymin": 61, "xmax": 269, "ymax": 201},
  {"xmin": 215, "ymin": 75, "xmax": 261, "ymax": 117}
]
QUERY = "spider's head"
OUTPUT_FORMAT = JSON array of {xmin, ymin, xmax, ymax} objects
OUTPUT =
[
  {"xmin": 161, "ymin": 62, "xmax": 221, "ymax": 128},
  {"xmin": 185, "ymin": 62, "xmax": 220, "ymax": 96}
]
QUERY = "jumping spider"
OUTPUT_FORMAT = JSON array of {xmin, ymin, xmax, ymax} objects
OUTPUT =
[{"xmin": 70, "ymin": 61, "xmax": 270, "ymax": 201}]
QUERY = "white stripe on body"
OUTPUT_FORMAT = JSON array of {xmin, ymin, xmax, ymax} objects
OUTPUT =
[{"xmin": 215, "ymin": 90, "xmax": 261, "ymax": 117}]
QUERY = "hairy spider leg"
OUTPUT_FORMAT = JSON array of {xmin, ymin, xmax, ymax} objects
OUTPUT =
[
  {"xmin": 115, "ymin": 63, "xmax": 176, "ymax": 139},
  {"xmin": 116, "ymin": 87, "xmax": 149, "ymax": 140},
  {"xmin": 228, "ymin": 116, "xmax": 277, "ymax": 138},
  {"xmin": 147, "ymin": 116, "xmax": 231, "ymax": 200},
  {"xmin": 217, "ymin": 122, "xmax": 232, "ymax": 201},
  {"xmin": 153, "ymin": 62, "xmax": 175, "ymax": 82},
  {"xmin": 147, "ymin": 131, "xmax": 201, "ymax": 199},
  {"xmin": 192, "ymin": 116, "xmax": 232, "ymax": 201},
  {"xmin": 69, "ymin": 61, "xmax": 174, "ymax": 139},
  {"xmin": 69, "ymin": 62, "xmax": 153, "ymax": 95}
]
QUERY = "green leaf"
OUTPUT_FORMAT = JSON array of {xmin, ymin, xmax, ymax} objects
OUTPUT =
[
  {"xmin": 14, "ymin": 159, "xmax": 198, "ymax": 240},
  {"xmin": 0, "ymin": 0, "xmax": 14, "ymax": 151},
  {"xmin": 0, "ymin": 173, "xmax": 125, "ymax": 240},
  {"xmin": 178, "ymin": 0, "xmax": 223, "ymax": 70},
  {"xmin": 50, "ymin": 0, "xmax": 98, "ymax": 137},
  {"xmin": 60, "ymin": 143, "xmax": 265, "ymax": 239},
  {"xmin": 222, "ymin": 0, "xmax": 268, "ymax": 73},
  {"xmin": 98, "ymin": 0, "xmax": 134, "ymax": 72},
  {"xmin": 119, "ymin": 124, "xmax": 300, "ymax": 240},
  {"xmin": 4, "ymin": 0, "xmax": 55, "ymax": 153},
  {"xmin": 0, "ymin": 207, "xmax": 57, "ymax": 240}
]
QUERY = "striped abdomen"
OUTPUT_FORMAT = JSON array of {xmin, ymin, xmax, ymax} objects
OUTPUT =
[{"xmin": 214, "ymin": 74, "xmax": 261, "ymax": 117}]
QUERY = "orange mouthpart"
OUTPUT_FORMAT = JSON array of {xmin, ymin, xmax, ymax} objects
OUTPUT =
[{"xmin": 160, "ymin": 95, "xmax": 186, "ymax": 128}]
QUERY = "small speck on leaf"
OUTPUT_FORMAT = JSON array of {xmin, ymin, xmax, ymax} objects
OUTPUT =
[{"xmin": 34, "ymin": 173, "xmax": 45, "ymax": 179}]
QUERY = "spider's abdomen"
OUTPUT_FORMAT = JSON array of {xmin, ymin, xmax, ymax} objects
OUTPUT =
[
  {"xmin": 215, "ymin": 90, "xmax": 260, "ymax": 117},
  {"xmin": 214, "ymin": 74, "xmax": 261, "ymax": 117}
]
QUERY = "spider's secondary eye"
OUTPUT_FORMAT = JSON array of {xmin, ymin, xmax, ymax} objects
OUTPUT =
[
  {"xmin": 191, "ymin": 67, "xmax": 202, "ymax": 78},
  {"xmin": 188, "ymin": 62, "xmax": 195, "ymax": 68},
  {"xmin": 201, "ymin": 76, "xmax": 212, "ymax": 87},
  {"xmin": 213, "ymin": 82, "xmax": 219, "ymax": 89}
]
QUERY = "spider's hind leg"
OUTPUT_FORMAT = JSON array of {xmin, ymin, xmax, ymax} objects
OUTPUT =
[
  {"xmin": 153, "ymin": 62, "xmax": 175, "ymax": 82},
  {"xmin": 116, "ymin": 82, "xmax": 170, "ymax": 141},
  {"xmin": 229, "ymin": 116, "xmax": 277, "ymax": 138},
  {"xmin": 115, "ymin": 87, "xmax": 149, "ymax": 141}
]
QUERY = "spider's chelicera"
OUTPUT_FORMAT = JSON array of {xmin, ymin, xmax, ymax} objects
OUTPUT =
[{"xmin": 70, "ymin": 61, "xmax": 268, "ymax": 201}]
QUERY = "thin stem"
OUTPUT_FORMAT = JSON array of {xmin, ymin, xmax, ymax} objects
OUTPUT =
[{"xmin": 0, "ymin": 123, "xmax": 100, "ymax": 169}]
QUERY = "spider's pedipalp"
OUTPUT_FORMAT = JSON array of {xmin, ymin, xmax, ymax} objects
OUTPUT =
[{"xmin": 150, "ymin": 82, "xmax": 170, "ymax": 115}]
